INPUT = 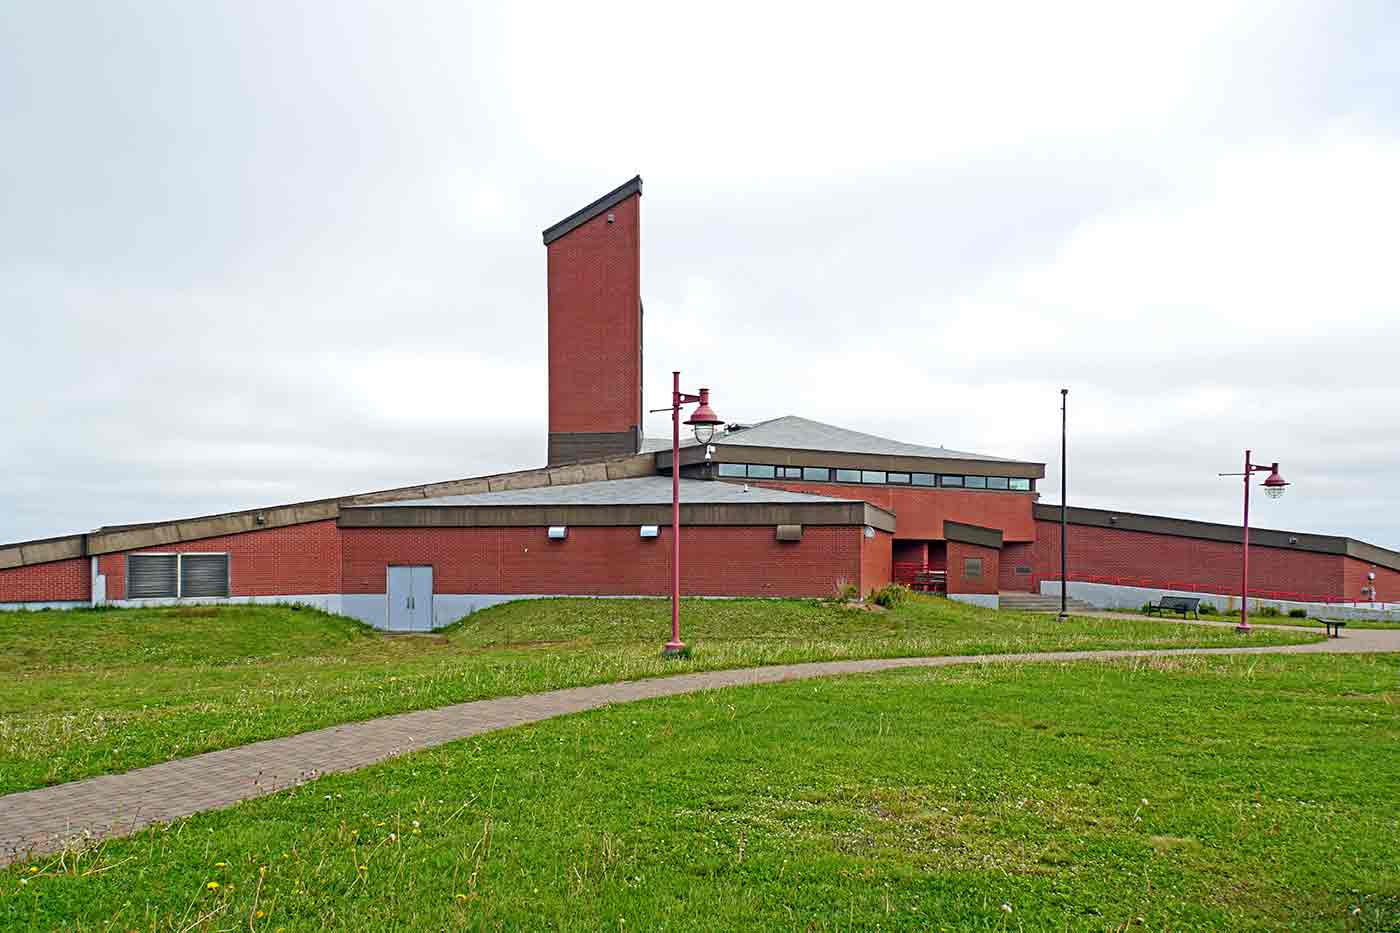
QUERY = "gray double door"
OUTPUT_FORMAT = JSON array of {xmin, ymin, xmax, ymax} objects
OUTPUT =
[{"xmin": 387, "ymin": 565, "xmax": 434, "ymax": 632}]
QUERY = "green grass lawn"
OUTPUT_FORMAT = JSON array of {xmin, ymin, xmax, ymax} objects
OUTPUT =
[
  {"xmin": 0, "ymin": 598, "xmax": 1319, "ymax": 796},
  {"xmin": 1111, "ymin": 607, "xmax": 1400, "ymax": 630},
  {"xmin": 4, "ymin": 653, "xmax": 1396, "ymax": 931}
]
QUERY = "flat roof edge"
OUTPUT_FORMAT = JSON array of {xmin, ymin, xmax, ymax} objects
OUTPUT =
[
  {"xmin": 663, "ymin": 444, "xmax": 1045, "ymax": 478},
  {"xmin": 542, "ymin": 175, "xmax": 642, "ymax": 245},
  {"xmin": 944, "ymin": 520, "xmax": 1004, "ymax": 549},
  {"xmin": 1033, "ymin": 503, "xmax": 1400, "ymax": 572},
  {"xmin": 340, "ymin": 500, "xmax": 886, "ymax": 530},
  {"xmin": 0, "ymin": 454, "xmax": 658, "ymax": 567}
]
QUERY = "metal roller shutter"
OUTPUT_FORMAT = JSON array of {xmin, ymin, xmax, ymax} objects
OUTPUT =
[
  {"xmin": 180, "ymin": 554, "xmax": 230, "ymax": 598},
  {"xmin": 128, "ymin": 554, "xmax": 179, "ymax": 598}
]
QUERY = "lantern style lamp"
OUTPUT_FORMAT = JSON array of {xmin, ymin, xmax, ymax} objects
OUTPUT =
[
  {"xmin": 684, "ymin": 388, "xmax": 723, "ymax": 445},
  {"xmin": 1262, "ymin": 464, "xmax": 1289, "ymax": 499}
]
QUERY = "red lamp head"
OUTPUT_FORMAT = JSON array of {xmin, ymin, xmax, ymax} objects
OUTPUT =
[
  {"xmin": 683, "ymin": 388, "xmax": 723, "ymax": 444},
  {"xmin": 1262, "ymin": 463, "xmax": 1289, "ymax": 499}
]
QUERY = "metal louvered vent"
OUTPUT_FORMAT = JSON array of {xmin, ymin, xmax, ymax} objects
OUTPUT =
[
  {"xmin": 180, "ymin": 554, "xmax": 230, "ymax": 598},
  {"xmin": 128, "ymin": 554, "xmax": 179, "ymax": 598}
]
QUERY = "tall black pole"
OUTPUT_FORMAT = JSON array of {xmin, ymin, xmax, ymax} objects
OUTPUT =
[{"xmin": 1059, "ymin": 388, "xmax": 1068, "ymax": 621}]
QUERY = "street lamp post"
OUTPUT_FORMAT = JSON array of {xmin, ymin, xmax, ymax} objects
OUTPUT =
[
  {"xmin": 1219, "ymin": 450, "xmax": 1289, "ymax": 633},
  {"xmin": 653, "ymin": 371, "xmax": 723, "ymax": 656},
  {"xmin": 1058, "ymin": 388, "xmax": 1068, "ymax": 622}
]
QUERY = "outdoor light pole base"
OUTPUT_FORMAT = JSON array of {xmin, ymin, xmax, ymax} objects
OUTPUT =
[
  {"xmin": 1056, "ymin": 612, "xmax": 1069, "ymax": 623},
  {"xmin": 662, "ymin": 641, "xmax": 687, "ymax": 658},
  {"xmin": 1235, "ymin": 623, "xmax": 1252, "ymax": 634}
]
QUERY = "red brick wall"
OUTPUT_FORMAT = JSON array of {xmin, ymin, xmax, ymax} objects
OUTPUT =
[
  {"xmin": 999, "ymin": 542, "xmax": 1035, "ymax": 592},
  {"xmin": 947, "ymin": 541, "xmax": 999, "ymax": 595},
  {"xmin": 892, "ymin": 540, "xmax": 927, "ymax": 566},
  {"xmin": 862, "ymin": 530, "xmax": 893, "ymax": 595},
  {"xmin": 1029, "ymin": 519, "xmax": 1347, "ymax": 600},
  {"xmin": 750, "ymin": 482, "xmax": 1036, "ymax": 541},
  {"xmin": 100, "ymin": 520, "xmax": 342, "ymax": 600},
  {"xmin": 0, "ymin": 557, "xmax": 90, "ymax": 603},
  {"xmin": 1343, "ymin": 557, "xmax": 1400, "ymax": 604},
  {"xmin": 341, "ymin": 524, "xmax": 863, "ymax": 598},
  {"xmin": 547, "ymin": 192, "xmax": 641, "ymax": 438}
]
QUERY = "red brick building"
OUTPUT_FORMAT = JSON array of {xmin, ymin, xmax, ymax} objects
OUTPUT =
[{"xmin": 3, "ymin": 176, "xmax": 1397, "ymax": 627}]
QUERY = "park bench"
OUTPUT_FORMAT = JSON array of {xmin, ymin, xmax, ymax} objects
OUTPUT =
[
  {"xmin": 1146, "ymin": 596, "xmax": 1201, "ymax": 619},
  {"xmin": 1321, "ymin": 619, "xmax": 1347, "ymax": 638}
]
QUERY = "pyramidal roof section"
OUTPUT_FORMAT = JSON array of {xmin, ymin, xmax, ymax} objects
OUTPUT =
[{"xmin": 712, "ymin": 415, "xmax": 1026, "ymax": 463}]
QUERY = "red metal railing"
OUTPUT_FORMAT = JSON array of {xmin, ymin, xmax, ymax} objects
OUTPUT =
[{"xmin": 892, "ymin": 562, "xmax": 947, "ymax": 593}]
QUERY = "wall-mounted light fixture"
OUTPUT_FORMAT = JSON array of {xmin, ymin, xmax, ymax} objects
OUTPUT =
[
  {"xmin": 776, "ymin": 524, "xmax": 803, "ymax": 542},
  {"xmin": 547, "ymin": 526, "xmax": 567, "ymax": 540},
  {"xmin": 639, "ymin": 525, "xmax": 659, "ymax": 538}
]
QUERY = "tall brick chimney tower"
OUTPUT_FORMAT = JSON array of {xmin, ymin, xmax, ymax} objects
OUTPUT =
[{"xmin": 542, "ymin": 176, "xmax": 644, "ymax": 465}]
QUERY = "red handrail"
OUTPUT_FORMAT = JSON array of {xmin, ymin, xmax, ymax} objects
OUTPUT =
[{"xmin": 892, "ymin": 562, "xmax": 947, "ymax": 593}]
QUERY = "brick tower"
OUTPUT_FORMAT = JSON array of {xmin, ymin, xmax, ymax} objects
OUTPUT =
[{"xmin": 542, "ymin": 176, "xmax": 643, "ymax": 464}]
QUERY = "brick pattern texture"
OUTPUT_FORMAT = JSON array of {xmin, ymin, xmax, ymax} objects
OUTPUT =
[
  {"xmin": 341, "ymin": 525, "xmax": 866, "ymax": 598},
  {"xmin": 862, "ymin": 529, "xmax": 893, "ymax": 595},
  {"xmin": 99, "ymin": 520, "xmax": 342, "ymax": 601},
  {"xmin": 1343, "ymin": 557, "xmax": 1400, "ymax": 604},
  {"xmin": 547, "ymin": 193, "xmax": 641, "ymax": 437},
  {"xmin": 892, "ymin": 540, "xmax": 927, "ymax": 567},
  {"xmin": 999, "ymin": 542, "xmax": 1036, "ymax": 592},
  {"xmin": 0, "ymin": 557, "xmax": 90, "ymax": 603},
  {"xmin": 1028, "ymin": 519, "xmax": 1348, "ymax": 600},
  {"xmin": 751, "ymin": 481, "xmax": 1036, "ymax": 541},
  {"xmin": 947, "ymin": 540, "xmax": 999, "ymax": 595}
]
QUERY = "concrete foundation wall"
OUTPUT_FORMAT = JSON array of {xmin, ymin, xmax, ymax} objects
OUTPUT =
[
  {"xmin": 0, "ymin": 600, "xmax": 90, "ymax": 612},
  {"xmin": 949, "ymin": 593, "xmax": 999, "ymax": 610},
  {"xmin": 1041, "ymin": 580, "xmax": 1400, "ymax": 622}
]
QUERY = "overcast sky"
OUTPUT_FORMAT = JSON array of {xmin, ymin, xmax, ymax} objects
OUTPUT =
[{"xmin": 4, "ymin": 1, "xmax": 1398, "ymax": 548}]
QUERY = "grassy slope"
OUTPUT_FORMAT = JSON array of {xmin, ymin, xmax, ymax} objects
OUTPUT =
[
  {"xmin": 4, "ymin": 654, "xmax": 1396, "ymax": 931},
  {"xmin": 0, "ymin": 598, "xmax": 1319, "ymax": 795},
  {"xmin": 1111, "ymin": 607, "xmax": 1400, "ymax": 630}
]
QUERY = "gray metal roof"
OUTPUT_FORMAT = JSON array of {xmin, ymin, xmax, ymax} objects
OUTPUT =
[
  {"xmin": 709, "ymin": 415, "xmax": 1021, "ymax": 463},
  {"xmin": 640, "ymin": 435, "xmax": 700, "ymax": 454},
  {"xmin": 365, "ymin": 476, "xmax": 865, "ymax": 508}
]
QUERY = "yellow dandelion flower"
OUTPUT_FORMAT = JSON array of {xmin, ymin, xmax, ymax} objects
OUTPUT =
[
  {"xmin": 28, "ymin": 867, "xmax": 38, "ymax": 874},
  {"xmin": 358, "ymin": 864, "xmax": 367, "ymax": 872},
  {"xmin": 214, "ymin": 861, "xmax": 227, "ymax": 868},
  {"xmin": 454, "ymin": 893, "xmax": 468, "ymax": 903},
  {"xmin": 255, "ymin": 910, "xmax": 265, "ymax": 919},
  {"xmin": 206, "ymin": 881, "xmax": 220, "ymax": 891}
]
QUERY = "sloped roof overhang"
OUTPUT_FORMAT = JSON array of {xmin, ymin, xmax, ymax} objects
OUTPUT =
[{"xmin": 341, "ymin": 500, "xmax": 896, "ymax": 533}]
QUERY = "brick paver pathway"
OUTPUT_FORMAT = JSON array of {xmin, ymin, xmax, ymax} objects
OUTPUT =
[{"xmin": 3, "ymin": 624, "xmax": 1396, "ymax": 865}]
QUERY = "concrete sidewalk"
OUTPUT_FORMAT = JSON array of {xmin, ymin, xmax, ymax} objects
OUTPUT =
[{"xmin": 3, "ymin": 627, "xmax": 1397, "ymax": 866}]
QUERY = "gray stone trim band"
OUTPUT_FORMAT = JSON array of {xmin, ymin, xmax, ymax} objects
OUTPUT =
[
  {"xmin": 944, "ymin": 521, "xmax": 1004, "ymax": 550},
  {"xmin": 548, "ymin": 429, "xmax": 641, "ymax": 465}
]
